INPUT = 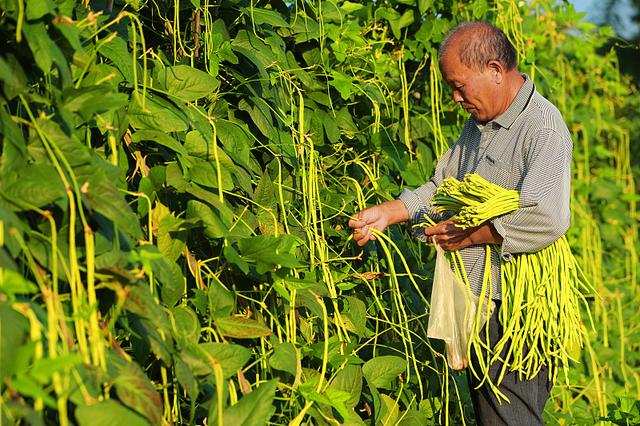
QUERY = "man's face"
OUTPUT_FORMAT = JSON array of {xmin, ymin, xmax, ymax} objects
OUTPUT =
[{"xmin": 440, "ymin": 51, "xmax": 502, "ymax": 124}]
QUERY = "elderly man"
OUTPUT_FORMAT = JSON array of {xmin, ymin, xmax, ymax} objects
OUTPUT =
[{"xmin": 348, "ymin": 22, "xmax": 572, "ymax": 425}]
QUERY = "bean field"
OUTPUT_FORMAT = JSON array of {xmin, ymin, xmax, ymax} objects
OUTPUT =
[{"xmin": 0, "ymin": 0, "xmax": 638, "ymax": 425}]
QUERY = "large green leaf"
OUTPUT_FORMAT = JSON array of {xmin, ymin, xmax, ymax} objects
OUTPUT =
[
  {"xmin": 98, "ymin": 35, "xmax": 136, "ymax": 82},
  {"xmin": 180, "ymin": 342, "xmax": 251, "ymax": 378},
  {"xmin": 215, "ymin": 316, "xmax": 272, "ymax": 339},
  {"xmin": 131, "ymin": 129, "xmax": 188, "ymax": 156},
  {"xmin": 75, "ymin": 400, "xmax": 150, "ymax": 426},
  {"xmin": 22, "ymin": 22, "xmax": 71, "ymax": 87},
  {"xmin": 128, "ymin": 92, "xmax": 188, "ymax": 132},
  {"xmin": 342, "ymin": 296, "xmax": 367, "ymax": 337},
  {"xmin": 236, "ymin": 235, "xmax": 304, "ymax": 274},
  {"xmin": 222, "ymin": 379, "xmax": 278, "ymax": 426},
  {"xmin": 0, "ymin": 164, "xmax": 65, "ymax": 210},
  {"xmin": 0, "ymin": 55, "xmax": 27, "ymax": 99},
  {"xmin": 0, "ymin": 302, "xmax": 30, "ymax": 379},
  {"xmin": 26, "ymin": 0, "xmax": 56, "ymax": 20},
  {"xmin": 231, "ymin": 30, "xmax": 279, "ymax": 80},
  {"xmin": 28, "ymin": 355, "xmax": 82, "ymax": 387},
  {"xmin": 327, "ymin": 365, "xmax": 362, "ymax": 409},
  {"xmin": 269, "ymin": 342, "xmax": 297, "ymax": 376},
  {"xmin": 186, "ymin": 200, "xmax": 232, "ymax": 239},
  {"xmin": 215, "ymin": 119, "xmax": 252, "ymax": 170},
  {"xmin": 0, "ymin": 107, "xmax": 26, "ymax": 179},
  {"xmin": 362, "ymin": 356, "xmax": 407, "ymax": 389},
  {"xmin": 207, "ymin": 279, "xmax": 234, "ymax": 319},
  {"xmin": 61, "ymin": 85, "xmax": 128, "ymax": 123},
  {"xmin": 0, "ymin": 269, "xmax": 38, "ymax": 297},
  {"xmin": 151, "ymin": 254, "xmax": 185, "ymax": 307},
  {"xmin": 174, "ymin": 355, "xmax": 199, "ymax": 402},
  {"xmin": 75, "ymin": 162, "xmax": 142, "ymax": 239},
  {"xmin": 156, "ymin": 211, "xmax": 187, "ymax": 263},
  {"xmin": 253, "ymin": 171, "xmax": 278, "ymax": 235},
  {"xmin": 113, "ymin": 363, "xmax": 162, "ymax": 425},
  {"xmin": 124, "ymin": 284, "xmax": 170, "ymax": 332},
  {"xmin": 171, "ymin": 305, "xmax": 200, "ymax": 342},
  {"xmin": 155, "ymin": 65, "xmax": 219, "ymax": 101},
  {"xmin": 185, "ymin": 157, "xmax": 233, "ymax": 191},
  {"xmin": 241, "ymin": 6, "xmax": 289, "ymax": 28}
]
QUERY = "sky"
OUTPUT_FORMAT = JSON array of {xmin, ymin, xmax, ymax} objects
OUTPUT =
[{"xmin": 570, "ymin": 0, "xmax": 639, "ymax": 38}]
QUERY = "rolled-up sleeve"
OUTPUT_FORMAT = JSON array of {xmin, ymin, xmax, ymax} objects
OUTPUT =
[{"xmin": 491, "ymin": 128, "xmax": 572, "ymax": 261}]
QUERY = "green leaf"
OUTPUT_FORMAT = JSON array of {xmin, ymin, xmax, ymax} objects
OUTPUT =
[
  {"xmin": 186, "ymin": 200, "xmax": 232, "ymax": 239},
  {"xmin": 114, "ymin": 363, "xmax": 162, "ymax": 425},
  {"xmin": 0, "ymin": 268, "xmax": 38, "ymax": 297},
  {"xmin": 131, "ymin": 130, "xmax": 188, "ymax": 156},
  {"xmin": 253, "ymin": 171, "xmax": 278, "ymax": 235},
  {"xmin": 75, "ymin": 400, "xmax": 150, "ymax": 426},
  {"xmin": 30, "ymin": 354, "xmax": 83, "ymax": 384},
  {"xmin": 223, "ymin": 245, "xmax": 250, "ymax": 275},
  {"xmin": 238, "ymin": 98, "xmax": 276, "ymax": 140},
  {"xmin": 342, "ymin": 296, "xmax": 367, "ymax": 337},
  {"xmin": 0, "ymin": 55, "xmax": 28, "ymax": 99},
  {"xmin": 216, "ymin": 119, "xmax": 252, "ymax": 170},
  {"xmin": 329, "ymin": 70, "xmax": 354, "ymax": 100},
  {"xmin": 222, "ymin": 380, "xmax": 278, "ymax": 426},
  {"xmin": 61, "ymin": 85, "xmax": 128, "ymax": 123},
  {"xmin": 155, "ymin": 65, "xmax": 219, "ymax": 102},
  {"xmin": 26, "ymin": 0, "xmax": 56, "ymax": 19},
  {"xmin": 124, "ymin": 285, "xmax": 170, "ymax": 331},
  {"xmin": 236, "ymin": 235, "xmax": 304, "ymax": 274},
  {"xmin": 0, "ymin": 302, "xmax": 30, "ymax": 378},
  {"xmin": 10, "ymin": 374, "xmax": 57, "ymax": 408},
  {"xmin": 327, "ymin": 365, "xmax": 362, "ymax": 409},
  {"xmin": 186, "ymin": 157, "xmax": 233, "ymax": 191},
  {"xmin": 171, "ymin": 305, "xmax": 200, "ymax": 342},
  {"xmin": 362, "ymin": 356, "xmax": 407, "ymax": 389},
  {"xmin": 215, "ymin": 316, "xmax": 272, "ymax": 339},
  {"xmin": 398, "ymin": 409, "xmax": 430, "ymax": 426},
  {"xmin": 156, "ymin": 212, "xmax": 187, "ymax": 263},
  {"xmin": 0, "ymin": 107, "xmax": 26, "ymax": 179},
  {"xmin": 0, "ymin": 164, "xmax": 66, "ymax": 210},
  {"xmin": 418, "ymin": 0, "xmax": 434, "ymax": 14},
  {"xmin": 379, "ymin": 394, "xmax": 400, "ymax": 425},
  {"xmin": 23, "ymin": 22, "xmax": 71, "ymax": 87},
  {"xmin": 341, "ymin": 1, "xmax": 364, "ymax": 14},
  {"xmin": 152, "ymin": 256, "xmax": 185, "ymax": 307},
  {"xmin": 174, "ymin": 355, "xmax": 199, "ymax": 402},
  {"xmin": 241, "ymin": 7, "xmax": 289, "ymax": 28},
  {"xmin": 181, "ymin": 342, "xmax": 251, "ymax": 378},
  {"xmin": 207, "ymin": 279, "xmax": 234, "ymax": 319},
  {"xmin": 75, "ymin": 162, "xmax": 142, "ymax": 240},
  {"xmin": 128, "ymin": 92, "xmax": 188, "ymax": 132},
  {"xmin": 99, "ymin": 35, "xmax": 136, "ymax": 82},
  {"xmin": 231, "ymin": 30, "xmax": 278, "ymax": 80},
  {"xmin": 269, "ymin": 342, "xmax": 297, "ymax": 376}
]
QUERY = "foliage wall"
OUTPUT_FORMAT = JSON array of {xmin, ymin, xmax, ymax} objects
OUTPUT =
[{"xmin": 0, "ymin": 0, "xmax": 638, "ymax": 424}]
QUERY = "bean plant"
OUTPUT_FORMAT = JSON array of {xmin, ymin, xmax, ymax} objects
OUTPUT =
[{"xmin": 0, "ymin": 0, "xmax": 637, "ymax": 425}]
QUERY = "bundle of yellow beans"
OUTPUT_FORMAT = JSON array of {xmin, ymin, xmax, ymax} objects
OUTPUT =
[{"xmin": 428, "ymin": 173, "xmax": 595, "ymax": 401}]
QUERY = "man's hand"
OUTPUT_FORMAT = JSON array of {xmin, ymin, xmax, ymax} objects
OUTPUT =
[
  {"xmin": 424, "ymin": 219, "xmax": 503, "ymax": 251},
  {"xmin": 348, "ymin": 200, "xmax": 409, "ymax": 247}
]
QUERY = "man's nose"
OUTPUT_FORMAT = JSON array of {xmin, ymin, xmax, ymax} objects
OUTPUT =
[{"xmin": 453, "ymin": 90, "xmax": 464, "ymax": 103}]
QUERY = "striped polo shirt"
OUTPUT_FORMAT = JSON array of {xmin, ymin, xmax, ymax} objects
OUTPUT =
[{"xmin": 398, "ymin": 74, "xmax": 573, "ymax": 299}]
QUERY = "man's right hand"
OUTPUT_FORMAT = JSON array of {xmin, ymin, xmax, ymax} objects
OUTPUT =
[{"xmin": 348, "ymin": 199, "xmax": 410, "ymax": 246}]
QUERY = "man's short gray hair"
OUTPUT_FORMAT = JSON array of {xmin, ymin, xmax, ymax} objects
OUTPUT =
[{"xmin": 439, "ymin": 22, "xmax": 518, "ymax": 71}]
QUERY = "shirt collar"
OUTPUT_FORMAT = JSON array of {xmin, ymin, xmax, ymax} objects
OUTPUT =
[{"xmin": 489, "ymin": 73, "xmax": 534, "ymax": 129}]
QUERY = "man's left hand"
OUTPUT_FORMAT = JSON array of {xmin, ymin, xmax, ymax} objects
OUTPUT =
[{"xmin": 424, "ymin": 219, "xmax": 503, "ymax": 251}]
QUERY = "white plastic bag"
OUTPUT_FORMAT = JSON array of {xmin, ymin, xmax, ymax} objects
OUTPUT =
[{"xmin": 427, "ymin": 243, "xmax": 486, "ymax": 370}]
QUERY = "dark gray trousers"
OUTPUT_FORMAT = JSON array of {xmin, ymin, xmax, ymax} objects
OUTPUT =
[{"xmin": 467, "ymin": 302, "xmax": 552, "ymax": 426}]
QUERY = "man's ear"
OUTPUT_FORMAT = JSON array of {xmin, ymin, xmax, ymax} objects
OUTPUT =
[{"xmin": 487, "ymin": 60, "xmax": 504, "ymax": 84}]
